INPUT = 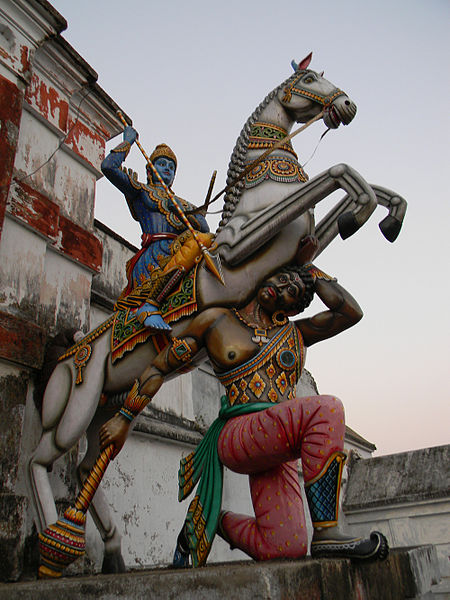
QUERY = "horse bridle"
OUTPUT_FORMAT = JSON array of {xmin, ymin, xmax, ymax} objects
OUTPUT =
[{"xmin": 282, "ymin": 70, "xmax": 346, "ymax": 107}]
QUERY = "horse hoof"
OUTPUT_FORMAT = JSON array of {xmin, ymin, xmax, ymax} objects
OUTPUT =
[
  {"xmin": 102, "ymin": 550, "xmax": 126, "ymax": 574},
  {"xmin": 311, "ymin": 531, "xmax": 389, "ymax": 561},
  {"xmin": 338, "ymin": 212, "xmax": 361, "ymax": 240},
  {"xmin": 379, "ymin": 215, "xmax": 402, "ymax": 242}
]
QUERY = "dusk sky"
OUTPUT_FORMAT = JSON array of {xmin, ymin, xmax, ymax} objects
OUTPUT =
[{"xmin": 50, "ymin": 0, "xmax": 449, "ymax": 456}]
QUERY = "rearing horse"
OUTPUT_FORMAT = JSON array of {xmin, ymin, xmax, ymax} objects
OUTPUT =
[
  {"xmin": 27, "ymin": 53, "xmax": 406, "ymax": 576},
  {"xmin": 214, "ymin": 53, "xmax": 403, "ymax": 266}
]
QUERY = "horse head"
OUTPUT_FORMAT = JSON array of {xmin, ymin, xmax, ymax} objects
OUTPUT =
[
  {"xmin": 280, "ymin": 53, "xmax": 357, "ymax": 129},
  {"xmin": 217, "ymin": 54, "xmax": 360, "ymax": 238}
]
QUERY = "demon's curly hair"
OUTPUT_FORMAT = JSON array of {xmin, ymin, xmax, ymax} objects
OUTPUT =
[{"xmin": 279, "ymin": 264, "xmax": 316, "ymax": 313}]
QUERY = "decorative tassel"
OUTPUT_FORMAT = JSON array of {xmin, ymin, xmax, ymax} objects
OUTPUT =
[
  {"xmin": 73, "ymin": 344, "xmax": 92, "ymax": 386},
  {"xmin": 75, "ymin": 367, "xmax": 83, "ymax": 385}
]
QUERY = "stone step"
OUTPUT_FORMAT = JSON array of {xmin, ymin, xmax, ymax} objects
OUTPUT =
[
  {"xmin": 0, "ymin": 546, "xmax": 441, "ymax": 600},
  {"xmin": 431, "ymin": 577, "xmax": 450, "ymax": 597}
]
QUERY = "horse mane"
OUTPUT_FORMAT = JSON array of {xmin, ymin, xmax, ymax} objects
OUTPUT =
[{"xmin": 217, "ymin": 70, "xmax": 299, "ymax": 232}]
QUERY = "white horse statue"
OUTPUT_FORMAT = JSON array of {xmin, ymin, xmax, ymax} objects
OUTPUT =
[{"xmin": 27, "ymin": 53, "xmax": 406, "ymax": 576}]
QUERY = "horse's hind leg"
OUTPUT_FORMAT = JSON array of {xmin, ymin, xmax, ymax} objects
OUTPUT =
[
  {"xmin": 27, "ymin": 429, "xmax": 68, "ymax": 531},
  {"xmin": 78, "ymin": 410, "xmax": 126, "ymax": 574},
  {"xmin": 27, "ymin": 363, "xmax": 73, "ymax": 531},
  {"xmin": 28, "ymin": 351, "xmax": 106, "ymax": 532}
]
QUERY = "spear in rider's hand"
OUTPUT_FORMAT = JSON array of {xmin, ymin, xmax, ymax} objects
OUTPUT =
[{"xmin": 116, "ymin": 111, "xmax": 224, "ymax": 285}]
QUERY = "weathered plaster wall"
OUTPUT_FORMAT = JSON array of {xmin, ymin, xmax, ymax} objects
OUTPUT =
[
  {"xmin": 0, "ymin": 0, "xmax": 124, "ymax": 360},
  {"xmin": 0, "ymin": 216, "xmax": 93, "ymax": 331},
  {"xmin": 0, "ymin": 0, "xmax": 127, "ymax": 581},
  {"xmin": 343, "ymin": 445, "xmax": 450, "ymax": 582},
  {"xmin": 92, "ymin": 220, "xmax": 137, "ymax": 308}
]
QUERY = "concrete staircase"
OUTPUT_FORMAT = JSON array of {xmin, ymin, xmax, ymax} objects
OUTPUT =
[{"xmin": 0, "ymin": 545, "xmax": 442, "ymax": 600}]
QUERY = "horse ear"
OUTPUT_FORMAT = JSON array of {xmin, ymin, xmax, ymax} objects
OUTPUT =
[
  {"xmin": 291, "ymin": 60, "xmax": 298, "ymax": 72},
  {"xmin": 297, "ymin": 52, "xmax": 312, "ymax": 70}
]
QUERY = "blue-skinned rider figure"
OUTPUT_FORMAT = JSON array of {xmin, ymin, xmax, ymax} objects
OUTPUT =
[{"xmin": 101, "ymin": 126, "xmax": 211, "ymax": 331}]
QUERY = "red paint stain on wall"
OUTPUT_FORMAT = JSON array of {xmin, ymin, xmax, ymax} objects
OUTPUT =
[
  {"xmin": 8, "ymin": 179, "xmax": 102, "ymax": 272},
  {"xmin": 58, "ymin": 214, "xmax": 103, "ymax": 272},
  {"xmin": 0, "ymin": 74, "xmax": 24, "ymax": 240},
  {"xmin": 25, "ymin": 77, "xmax": 107, "ymax": 167},
  {"xmin": 66, "ymin": 118, "xmax": 105, "ymax": 168},
  {"xmin": 8, "ymin": 180, "xmax": 59, "ymax": 239},
  {"xmin": 20, "ymin": 45, "xmax": 30, "ymax": 74},
  {"xmin": 25, "ymin": 75, "xmax": 69, "ymax": 131}
]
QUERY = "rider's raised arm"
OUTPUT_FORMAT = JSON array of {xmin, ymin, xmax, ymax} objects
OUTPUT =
[
  {"xmin": 294, "ymin": 277, "xmax": 363, "ymax": 347},
  {"xmin": 101, "ymin": 126, "xmax": 141, "ymax": 200}
]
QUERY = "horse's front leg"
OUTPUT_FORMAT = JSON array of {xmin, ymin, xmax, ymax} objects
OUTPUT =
[
  {"xmin": 322, "ymin": 164, "xmax": 378, "ymax": 240},
  {"xmin": 371, "ymin": 184, "xmax": 407, "ymax": 242},
  {"xmin": 315, "ymin": 183, "xmax": 407, "ymax": 255},
  {"xmin": 216, "ymin": 164, "xmax": 377, "ymax": 266}
]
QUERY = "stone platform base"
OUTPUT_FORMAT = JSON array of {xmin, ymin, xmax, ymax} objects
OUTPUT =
[{"xmin": 0, "ymin": 546, "xmax": 441, "ymax": 600}]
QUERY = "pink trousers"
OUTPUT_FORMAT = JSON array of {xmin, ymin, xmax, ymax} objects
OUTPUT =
[{"xmin": 217, "ymin": 395, "xmax": 345, "ymax": 560}]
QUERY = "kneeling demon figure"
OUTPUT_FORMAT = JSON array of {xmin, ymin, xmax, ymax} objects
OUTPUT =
[{"xmin": 100, "ymin": 257, "xmax": 388, "ymax": 567}]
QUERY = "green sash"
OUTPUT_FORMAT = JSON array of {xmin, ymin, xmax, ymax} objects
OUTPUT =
[{"xmin": 178, "ymin": 396, "xmax": 270, "ymax": 567}]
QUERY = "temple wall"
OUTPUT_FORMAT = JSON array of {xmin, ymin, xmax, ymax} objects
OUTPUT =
[
  {"xmin": 0, "ymin": 0, "xmax": 126, "ymax": 580},
  {"xmin": 342, "ymin": 445, "xmax": 450, "ymax": 585}
]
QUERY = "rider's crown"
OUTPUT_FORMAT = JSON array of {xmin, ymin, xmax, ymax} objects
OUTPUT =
[{"xmin": 149, "ymin": 144, "xmax": 177, "ymax": 169}]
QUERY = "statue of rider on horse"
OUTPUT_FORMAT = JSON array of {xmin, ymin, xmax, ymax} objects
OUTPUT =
[{"xmin": 28, "ymin": 53, "xmax": 406, "ymax": 578}]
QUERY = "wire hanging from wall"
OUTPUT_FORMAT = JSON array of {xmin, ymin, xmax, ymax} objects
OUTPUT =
[{"xmin": 0, "ymin": 85, "xmax": 93, "ymax": 192}]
